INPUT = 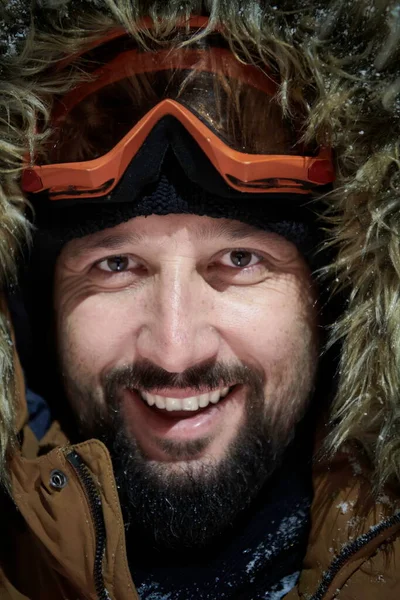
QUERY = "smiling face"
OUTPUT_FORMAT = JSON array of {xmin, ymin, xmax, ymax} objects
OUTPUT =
[{"xmin": 54, "ymin": 213, "xmax": 319, "ymax": 548}]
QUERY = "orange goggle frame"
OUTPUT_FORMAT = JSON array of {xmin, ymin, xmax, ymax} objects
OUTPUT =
[{"xmin": 22, "ymin": 25, "xmax": 335, "ymax": 200}]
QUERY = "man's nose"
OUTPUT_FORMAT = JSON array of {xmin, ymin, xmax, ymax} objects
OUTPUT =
[{"xmin": 136, "ymin": 260, "xmax": 220, "ymax": 373}]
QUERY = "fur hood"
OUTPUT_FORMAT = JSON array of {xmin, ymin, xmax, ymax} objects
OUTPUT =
[{"xmin": 1, "ymin": 0, "xmax": 400, "ymax": 491}]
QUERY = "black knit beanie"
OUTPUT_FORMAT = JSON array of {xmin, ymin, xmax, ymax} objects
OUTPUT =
[{"xmin": 32, "ymin": 149, "xmax": 320, "ymax": 267}]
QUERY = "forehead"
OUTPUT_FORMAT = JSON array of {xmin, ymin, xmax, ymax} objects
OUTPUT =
[{"xmin": 64, "ymin": 213, "xmax": 300, "ymax": 259}]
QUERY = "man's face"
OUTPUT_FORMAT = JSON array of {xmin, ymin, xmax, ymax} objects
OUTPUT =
[{"xmin": 54, "ymin": 214, "xmax": 319, "ymax": 548}]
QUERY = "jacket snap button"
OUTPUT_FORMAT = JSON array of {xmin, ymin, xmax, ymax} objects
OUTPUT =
[{"xmin": 49, "ymin": 469, "xmax": 68, "ymax": 490}]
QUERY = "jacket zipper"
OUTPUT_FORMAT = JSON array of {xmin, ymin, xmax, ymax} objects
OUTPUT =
[
  {"xmin": 310, "ymin": 510, "xmax": 400, "ymax": 600},
  {"xmin": 66, "ymin": 450, "xmax": 110, "ymax": 600}
]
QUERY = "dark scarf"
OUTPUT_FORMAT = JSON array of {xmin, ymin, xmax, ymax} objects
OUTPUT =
[{"xmin": 128, "ymin": 424, "xmax": 314, "ymax": 600}]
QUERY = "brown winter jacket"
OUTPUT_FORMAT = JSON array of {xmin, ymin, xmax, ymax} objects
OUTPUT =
[{"xmin": 0, "ymin": 352, "xmax": 399, "ymax": 600}]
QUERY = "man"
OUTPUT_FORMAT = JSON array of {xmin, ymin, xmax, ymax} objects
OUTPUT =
[{"xmin": 1, "ymin": 1, "xmax": 400, "ymax": 599}]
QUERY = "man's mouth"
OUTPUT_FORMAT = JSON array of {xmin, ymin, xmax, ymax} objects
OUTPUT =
[
  {"xmin": 137, "ymin": 386, "xmax": 233, "ymax": 412},
  {"xmin": 121, "ymin": 384, "xmax": 246, "ymax": 456}
]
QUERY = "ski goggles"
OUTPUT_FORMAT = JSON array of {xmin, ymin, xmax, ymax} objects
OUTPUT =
[{"xmin": 22, "ymin": 19, "xmax": 335, "ymax": 201}]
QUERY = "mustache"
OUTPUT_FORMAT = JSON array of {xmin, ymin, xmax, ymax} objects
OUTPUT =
[{"xmin": 103, "ymin": 359, "xmax": 265, "ymax": 397}]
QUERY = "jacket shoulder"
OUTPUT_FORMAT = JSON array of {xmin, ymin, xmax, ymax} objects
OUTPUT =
[
  {"xmin": 297, "ymin": 449, "xmax": 400, "ymax": 599},
  {"xmin": 0, "ymin": 488, "xmax": 79, "ymax": 600}
]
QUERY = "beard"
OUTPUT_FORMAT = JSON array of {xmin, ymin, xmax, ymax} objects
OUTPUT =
[{"xmin": 67, "ymin": 359, "xmax": 314, "ymax": 552}]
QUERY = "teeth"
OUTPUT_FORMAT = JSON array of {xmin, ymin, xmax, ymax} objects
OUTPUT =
[
  {"xmin": 138, "ymin": 386, "xmax": 232, "ymax": 412},
  {"xmin": 199, "ymin": 393, "xmax": 210, "ymax": 408},
  {"xmin": 142, "ymin": 391, "xmax": 155, "ymax": 406},
  {"xmin": 165, "ymin": 397, "xmax": 181, "ymax": 412},
  {"xmin": 183, "ymin": 397, "xmax": 198, "ymax": 411},
  {"xmin": 155, "ymin": 395, "xmax": 166, "ymax": 409}
]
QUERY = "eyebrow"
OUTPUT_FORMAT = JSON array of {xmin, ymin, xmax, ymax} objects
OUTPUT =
[
  {"xmin": 192, "ymin": 220, "xmax": 280, "ymax": 245},
  {"xmin": 193, "ymin": 219, "xmax": 281, "ymax": 250},
  {"xmin": 69, "ymin": 219, "xmax": 278, "ymax": 258},
  {"xmin": 70, "ymin": 231, "xmax": 145, "ymax": 258}
]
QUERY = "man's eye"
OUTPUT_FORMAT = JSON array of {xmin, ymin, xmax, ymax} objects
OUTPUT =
[
  {"xmin": 96, "ymin": 255, "xmax": 136, "ymax": 272},
  {"xmin": 220, "ymin": 250, "xmax": 263, "ymax": 268}
]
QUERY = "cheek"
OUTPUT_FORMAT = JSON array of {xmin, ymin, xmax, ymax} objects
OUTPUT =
[
  {"xmin": 56, "ymin": 292, "xmax": 141, "ymax": 377},
  {"xmin": 217, "ymin": 276, "xmax": 317, "ymax": 370}
]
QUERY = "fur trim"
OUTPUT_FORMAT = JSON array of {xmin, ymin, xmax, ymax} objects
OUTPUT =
[
  {"xmin": 0, "ymin": 2, "xmax": 33, "ymax": 489},
  {"xmin": 1, "ymin": 0, "xmax": 400, "ymax": 490}
]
